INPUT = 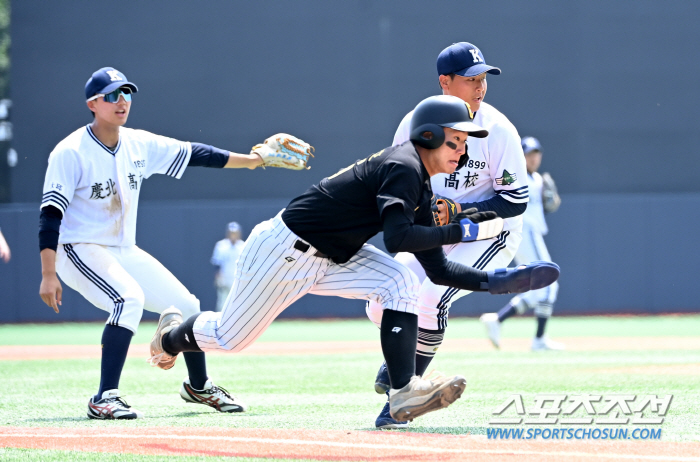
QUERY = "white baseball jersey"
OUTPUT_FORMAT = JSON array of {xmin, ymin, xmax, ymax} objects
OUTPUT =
[
  {"xmin": 41, "ymin": 124, "xmax": 197, "ymax": 332},
  {"xmin": 393, "ymin": 102, "xmax": 528, "ymax": 232},
  {"xmin": 41, "ymin": 125, "xmax": 191, "ymax": 246},
  {"xmin": 521, "ymin": 172, "xmax": 548, "ymax": 235}
]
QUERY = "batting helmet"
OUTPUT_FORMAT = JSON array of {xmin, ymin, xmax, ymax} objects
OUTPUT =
[
  {"xmin": 521, "ymin": 136, "xmax": 542, "ymax": 154},
  {"xmin": 409, "ymin": 95, "xmax": 488, "ymax": 150}
]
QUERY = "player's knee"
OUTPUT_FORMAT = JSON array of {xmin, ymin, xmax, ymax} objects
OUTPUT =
[
  {"xmin": 418, "ymin": 281, "xmax": 450, "ymax": 310},
  {"xmin": 365, "ymin": 300, "xmax": 383, "ymax": 328},
  {"xmin": 513, "ymin": 298, "xmax": 529, "ymax": 315}
]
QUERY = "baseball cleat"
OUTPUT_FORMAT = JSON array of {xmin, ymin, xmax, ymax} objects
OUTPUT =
[
  {"xmin": 87, "ymin": 389, "xmax": 144, "ymax": 420},
  {"xmin": 180, "ymin": 378, "xmax": 247, "ymax": 412},
  {"xmin": 374, "ymin": 362, "xmax": 391, "ymax": 394},
  {"xmin": 389, "ymin": 374, "xmax": 467, "ymax": 422},
  {"xmin": 484, "ymin": 261, "xmax": 560, "ymax": 295},
  {"xmin": 531, "ymin": 336, "xmax": 565, "ymax": 351},
  {"xmin": 479, "ymin": 312, "xmax": 501, "ymax": 349},
  {"xmin": 375, "ymin": 394, "xmax": 409, "ymax": 429},
  {"xmin": 148, "ymin": 306, "xmax": 183, "ymax": 370}
]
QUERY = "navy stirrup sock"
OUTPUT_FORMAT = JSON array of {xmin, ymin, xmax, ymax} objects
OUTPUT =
[{"xmin": 96, "ymin": 325, "xmax": 133, "ymax": 400}]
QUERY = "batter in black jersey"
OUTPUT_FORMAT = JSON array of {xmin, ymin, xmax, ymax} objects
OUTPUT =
[{"xmin": 150, "ymin": 95, "xmax": 560, "ymax": 424}]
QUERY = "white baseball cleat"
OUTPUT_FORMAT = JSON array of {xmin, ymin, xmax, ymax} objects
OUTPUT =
[
  {"xmin": 180, "ymin": 378, "xmax": 247, "ymax": 413},
  {"xmin": 479, "ymin": 312, "xmax": 501, "ymax": 349},
  {"xmin": 87, "ymin": 389, "xmax": 144, "ymax": 420},
  {"xmin": 531, "ymin": 336, "xmax": 565, "ymax": 351},
  {"xmin": 388, "ymin": 374, "xmax": 466, "ymax": 422}
]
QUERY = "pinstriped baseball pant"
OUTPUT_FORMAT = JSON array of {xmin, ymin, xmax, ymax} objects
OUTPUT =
[
  {"xmin": 193, "ymin": 211, "xmax": 420, "ymax": 352},
  {"xmin": 366, "ymin": 230, "xmax": 522, "ymax": 331}
]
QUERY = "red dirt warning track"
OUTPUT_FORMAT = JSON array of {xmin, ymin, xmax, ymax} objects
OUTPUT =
[{"xmin": 1, "ymin": 427, "xmax": 699, "ymax": 461}]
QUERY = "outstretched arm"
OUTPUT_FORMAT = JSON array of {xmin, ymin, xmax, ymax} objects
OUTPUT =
[{"xmin": 189, "ymin": 143, "xmax": 262, "ymax": 169}]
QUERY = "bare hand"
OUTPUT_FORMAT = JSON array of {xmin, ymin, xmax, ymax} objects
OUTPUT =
[{"xmin": 40, "ymin": 273, "xmax": 63, "ymax": 313}]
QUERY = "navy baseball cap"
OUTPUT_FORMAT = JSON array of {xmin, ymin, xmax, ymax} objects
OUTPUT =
[
  {"xmin": 521, "ymin": 136, "xmax": 542, "ymax": 154},
  {"xmin": 85, "ymin": 67, "xmax": 138, "ymax": 100},
  {"xmin": 437, "ymin": 42, "xmax": 501, "ymax": 77}
]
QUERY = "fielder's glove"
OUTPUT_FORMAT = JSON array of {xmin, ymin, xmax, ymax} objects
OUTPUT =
[
  {"xmin": 450, "ymin": 207, "xmax": 504, "ymax": 242},
  {"xmin": 251, "ymin": 133, "xmax": 314, "ymax": 170},
  {"xmin": 431, "ymin": 195, "xmax": 460, "ymax": 226},
  {"xmin": 541, "ymin": 172, "xmax": 561, "ymax": 213}
]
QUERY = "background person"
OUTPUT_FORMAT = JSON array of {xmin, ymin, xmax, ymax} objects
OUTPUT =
[{"xmin": 211, "ymin": 221, "xmax": 245, "ymax": 312}]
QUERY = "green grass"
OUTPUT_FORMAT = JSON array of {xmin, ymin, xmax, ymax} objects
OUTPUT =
[
  {"xmin": 1, "ymin": 315, "xmax": 699, "ymax": 461},
  {"xmin": 2, "ymin": 314, "xmax": 699, "ymax": 346}
]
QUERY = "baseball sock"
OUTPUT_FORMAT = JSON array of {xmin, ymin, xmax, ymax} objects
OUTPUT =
[
  {"xmin": 162, "ymin": 314, "xmax": 203, "ymax": 355},
  {"xmin": 96, "ymin": 324, "xmax": 133, "ymax": 400},
  {"xmin": 183, "ymin": 352, "xmax": 208, "ymax": 390},
  {"xmin": 415, "ymin": 327, "xmax": 444, "ymax": 376},
  {"xmin": 497, "ymin": 303, "xmax": 517, "ymax": 323},
  {"xmin": 536, "ymin": 316, "xmax": 548, "ymax": 338},
  {"xmin": 380, "ymin": 310, "xmax": 418, "ymax": 390}
]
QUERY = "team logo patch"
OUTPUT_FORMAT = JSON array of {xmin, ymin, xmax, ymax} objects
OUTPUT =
[
  {"xmin": 392, "ymin": 327, "xmax": 402, "ymax": 333},
  {"xmin": 495, "ymin": 170, "xmax": 517, "ymax": 186},
  {"xmin": 285, "ymin": 256, "xmax": 296, "ymax": 263}
]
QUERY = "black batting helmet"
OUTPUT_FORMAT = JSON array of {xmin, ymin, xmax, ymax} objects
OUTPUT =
[{"xmin": 409, "ymin": 95, "xmax": 488, "ymax": 150}]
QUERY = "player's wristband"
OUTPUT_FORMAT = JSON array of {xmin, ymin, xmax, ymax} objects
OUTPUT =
[{"xmin": 458, "ymin": 217, "xmax": 504, "ymax": 242}]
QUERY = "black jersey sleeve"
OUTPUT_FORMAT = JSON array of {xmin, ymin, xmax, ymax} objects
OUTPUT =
[
  {"xmin": 375, "ymin": 157, "xmax": 424, "ymax": 222},
  {"xmin": 413, "ymin": 247, "xmax": 489, "ymax": 292},
  {"xmin": 382, "ymin": 205, "xmax": 461, "ymax": 254}
]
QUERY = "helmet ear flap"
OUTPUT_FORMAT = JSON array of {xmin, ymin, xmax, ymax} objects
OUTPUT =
[{"xmin": 409, "ymin": 124, "xmax": 445, "ymax": 149}]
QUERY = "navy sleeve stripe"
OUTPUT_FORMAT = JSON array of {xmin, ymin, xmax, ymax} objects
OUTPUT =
[
  {"xmin": 496, "ymin": 188, "xmax": 529, "ymax": 199},
  {"xmin": 42, "ymin": 191, "xmax": 69, "ymax": 210},
  {"xmin": 166, "ymin": 145, "xmax": 188, "ymax": 177}
]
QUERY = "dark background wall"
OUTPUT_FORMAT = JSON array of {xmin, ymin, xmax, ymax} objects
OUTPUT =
[{"xmin": 1, "ymin": 1, "xmax": 698, "ymax": 322}]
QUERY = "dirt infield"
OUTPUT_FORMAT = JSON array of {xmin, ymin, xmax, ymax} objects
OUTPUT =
[
  {"xmin": 1, "ymin": 336, "xmax": 699, "ymax": 361},
  {"xmin": 1, "ymin": 426, "xmax": 699, "ymax": 461}
]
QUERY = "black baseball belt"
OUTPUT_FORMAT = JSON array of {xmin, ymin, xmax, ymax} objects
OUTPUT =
[{"xmin": 293, "ymin": 239, "xmax": 328, "ymax": 258}]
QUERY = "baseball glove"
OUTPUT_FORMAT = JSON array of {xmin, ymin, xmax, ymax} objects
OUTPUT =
[
  {"xmin": 541, "ymin": 172, "xmax": 561, "ymax": 213},
  {"xmin": 251, "ymin": 133, "xmax": 314, "ymax": 170},
  {"xmin": 431, "ymin": 195, "xmax": 461, "ymax": 226}
]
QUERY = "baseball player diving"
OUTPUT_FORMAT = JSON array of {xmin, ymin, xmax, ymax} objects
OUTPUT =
[
  {"xmin": 38, "ymin": 67, "xmax": 312, "ymax": 420},
  {"xmin": 148, "ymin": 94, "xmax": 560, "ymax": 425},
  {"xmin": 480, "ymin": 136, "xmax": 564, "ymax": 351},
  {"xmin": 366, "ymin": 42, "xmax": 530, "ymax": 428}
]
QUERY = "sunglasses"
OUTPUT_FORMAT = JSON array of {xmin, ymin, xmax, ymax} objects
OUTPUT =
[{"xmin": 87, "ymin": 88, "xmax": 132, "ymax": 103}]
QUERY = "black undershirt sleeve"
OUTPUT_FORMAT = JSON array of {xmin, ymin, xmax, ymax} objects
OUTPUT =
[
  {"xmin": 39, "ymin": 205, "xmax": 63, "ymax": 251},
  {"xmin": 382, "ymin": 205, "xmax": 461, "ymax": 254},
  {"xmin": 460, "ymin": 195, "xmax": 526, "ymax": 219},
  {"xmin": 188, "ymin": 143, "xmax": 230, "ymax": 168},
  {"xmin": 413, "ymin": 247, "xmax": 489, "ymax": 292}
]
